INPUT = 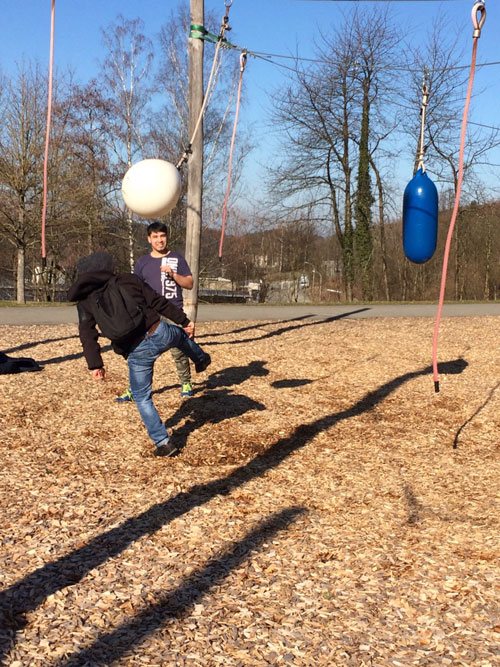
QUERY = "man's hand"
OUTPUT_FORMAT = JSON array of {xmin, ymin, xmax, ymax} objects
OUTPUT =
[
  {"xmin": 92, "ymin": 367, "xmax": 106, "ymax": 380},
  {"xmin": 161, "ymin": 265, "xmax": 174, "ymax": 277},
  {"xmin": 161, "ymin": 266, "xmax": 193, "ymax": 290},
  {"xmin": 183, "ymin": 322, "xmax": 195, "ymax": 339}
]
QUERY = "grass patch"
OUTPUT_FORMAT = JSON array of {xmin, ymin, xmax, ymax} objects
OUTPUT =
[{"xmin": 0, "ymin": 300, "xmax": 71, "ymax": 307}]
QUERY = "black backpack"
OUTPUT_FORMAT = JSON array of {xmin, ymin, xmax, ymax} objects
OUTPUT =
[{"xmin": 91, "ymin": 276, "xmax": 145, "ymax": 342}]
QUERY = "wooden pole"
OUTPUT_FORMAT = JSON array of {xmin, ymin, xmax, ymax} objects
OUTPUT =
[{"xmin": 184, "ymin": 0, "xmax": 204, "ymax": 322}]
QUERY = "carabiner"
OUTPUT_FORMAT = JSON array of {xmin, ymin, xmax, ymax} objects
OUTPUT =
[
  {"xmin": 221, "ymin": 0, "xmax": 233, "ymax": 34},
  {"xmin": 421, "ymin": 68, "xmax": 429, "ymax": 108},
  {"xmin": 224, "ymin": 0, "xmax": 233, "ymax": 19},
  {"xmin": 471, "ymin": 1, "xmax": 486, "ymax": 38},
  {"xmin": 239, "ymin": 50, "xmax": 247, "ymax": 71},
  {"xmin": 421, "ymin": 82, "xmax": 429, "ymax": 108}
]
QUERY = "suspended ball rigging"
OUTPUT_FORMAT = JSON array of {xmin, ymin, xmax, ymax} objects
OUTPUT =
[
  {"xmin": 402, "ymin": 168, "xmax": 438, "ymax": 264},
  {"xmin": 121, "ymin": 159, "xmax": 182, "ymax": 218}
]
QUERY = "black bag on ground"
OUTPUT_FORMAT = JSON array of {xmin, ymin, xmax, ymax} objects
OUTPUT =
[
  {"xmin": 91, "ymin": 276, "xmax": 145, "ymax": 342},
  {"xmin": 0, "ymin": 352, "xmax": 42, "ymax": 374}
]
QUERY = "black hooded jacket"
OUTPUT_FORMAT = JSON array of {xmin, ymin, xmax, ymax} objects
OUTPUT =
[{"xmin": 67, "ymin": 270, "xmax": 191, "ymax": 369}]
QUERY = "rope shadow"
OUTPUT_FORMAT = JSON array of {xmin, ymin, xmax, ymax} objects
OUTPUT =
[
  {"xmin": 62, "ymin": 507, "xmax": 305, "ymax": 666},
  {"xmin": 199, "ymin": 308, "xmax": 371, "ymax": 348},
  {"xmin": 194, "ymin": 314, "xmax": 316, "ymax": 340},
  {"xmin": 2, "ymin": 334, "xmax": 79, "ymax": 355},
  {"xmin": 402, "ymin": 481, "xmax": 425, "ymax": 525},
  {"xmin": 453, "ymin": 380, "xmax": 500, "ymax": 449},
  {"xmin": 0, "ymin": 343, "xmax": 113, "ymax": 369},
  {"xmin": 0, "ymin": 358, "xmax": 466, "ymax": 662},
  {"xmin": 35, "ymin": 344, "xmax": 113, "ymax": 367}
]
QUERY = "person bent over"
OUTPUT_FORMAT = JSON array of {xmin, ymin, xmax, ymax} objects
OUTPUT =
[{"xmin": 67, "ymin": 252, "xmax": 211, "ymax": 457}]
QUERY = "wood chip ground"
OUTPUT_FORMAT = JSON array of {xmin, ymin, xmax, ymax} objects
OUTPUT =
[{"xmin": 0, "ymin": 315, "xmax": 499, "ymax": 666}]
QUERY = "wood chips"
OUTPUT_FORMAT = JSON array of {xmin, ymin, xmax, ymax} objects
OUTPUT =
[{"xmin": 0, "ymin": 314, "xmax": 499, "ymax": 666}]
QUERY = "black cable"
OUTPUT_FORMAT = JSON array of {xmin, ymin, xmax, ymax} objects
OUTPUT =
[{"xmin": 248, "ymin": 49, "xmax": 500, "ymax": 73}]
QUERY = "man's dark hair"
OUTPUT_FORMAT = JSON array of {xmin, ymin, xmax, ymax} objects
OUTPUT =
[{"xmin": 147, "ymin": 222, "xmax": 168, "ymax": 236}]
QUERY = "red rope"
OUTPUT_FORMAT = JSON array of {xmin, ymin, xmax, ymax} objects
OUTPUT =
[
  {"xmin": 41, "ymin": 0, "xmax": 55, "ymax": 263},
  {"xmin": 431, "ymin": 1, "xmax": 486, "ymax": 392},
  {"xmin": 218, "ymin": 51, "xmax": 247, "ymax": 259}
]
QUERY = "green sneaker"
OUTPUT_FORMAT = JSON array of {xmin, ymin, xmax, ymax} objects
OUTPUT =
[
  {"xmin": 115, "ymin": 388, "xmax": 134, "ymax": 403},
  {"xmin": 180, "ymin": 382, "xmax": 193, "ymax": 397}
]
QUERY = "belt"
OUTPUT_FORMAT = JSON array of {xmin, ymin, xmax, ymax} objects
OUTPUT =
[{"xmin": 147, "ymin": 320, "xmax": 161, "ymax": 336}]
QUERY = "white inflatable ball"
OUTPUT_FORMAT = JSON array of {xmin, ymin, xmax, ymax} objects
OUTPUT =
[{"xmin": 121, "ymin": 159, "xmax": 181, "ymax": 218}]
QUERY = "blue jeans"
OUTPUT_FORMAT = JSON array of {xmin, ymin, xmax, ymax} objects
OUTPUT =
[{"xmin": 127, "ymin": 321, "xmax": 207, "ymax": 447}]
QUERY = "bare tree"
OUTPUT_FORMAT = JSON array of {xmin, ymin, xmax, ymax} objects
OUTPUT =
[
  {"xmin": 267, "ymin": 52, "xmax": 357, "ymax": 299},
  {"xmin": 403, "ymin": 22, "xmax": 499, "ymax": 192},
  {"xmin": 98, "ymin": 15, "xmax": 154, "ymax": 271},
  {"xmin": 267, "ymin": 8, "xmax": 400, "ymax": 302},
  {"xmin": 65, "ymin": 82, "xmax": 115, "ymax": 255},
  {"xmin": 350, "ymin": 8, "xmax": 400, "ymax": 300},
  {"xmin": 0, "ymin": 64, "xmax": 46, "ymax": 302},
  {"xmin": 369, "ymin": 156, "xmax": 391, "ymax": 300}
]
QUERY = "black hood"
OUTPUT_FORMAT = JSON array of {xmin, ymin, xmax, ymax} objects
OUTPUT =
[
  {"xmin": 76, "ymin": 251, "xmax": 115, "ymax": 275},
  {"xmin": 67, "ymin": 270, "xmax": 115, "ymax": 302}
]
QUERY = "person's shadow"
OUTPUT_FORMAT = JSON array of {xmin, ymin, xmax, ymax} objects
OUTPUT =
[
  {"xmin": 153, "ymin": 360, "xmax": 270, "ymax": 398},
  {"xmin": 205, "ymin": 360, "xmax": 269, "ymax": 389},
  {"xmin": 160, "ymin": 361, "xmax": 270, "ymax": 452},
  {"xmin": 166, "ymin": 388, "xmax": 267, "ymax": 452}
]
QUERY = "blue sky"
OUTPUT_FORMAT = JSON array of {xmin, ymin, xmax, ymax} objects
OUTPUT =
[{"xmin": 1, "ymin": 0, "xmax": 499, "ymax": 200}]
